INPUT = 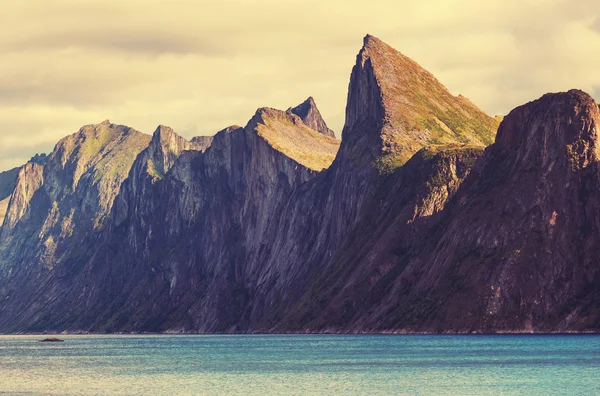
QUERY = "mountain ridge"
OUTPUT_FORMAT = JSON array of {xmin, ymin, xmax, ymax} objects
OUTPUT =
[{"xmin": 1, "ymin": 35, "xmax": 599, "ymax": 334}]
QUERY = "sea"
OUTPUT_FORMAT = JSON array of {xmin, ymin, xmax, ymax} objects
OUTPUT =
[{"xmin": 0, "ymin": 334, "xmax": 599, "ymax": 395}]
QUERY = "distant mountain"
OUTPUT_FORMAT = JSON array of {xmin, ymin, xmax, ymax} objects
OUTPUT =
[
  {"xmin": 1, "ymin": 35, "xmax": 598, "ymax": 334},
  {"xmin": 287, "ymin": 97, "xmax": 336, "ymax": 138},
  {"xmin": 0, "ymin": 167, "xmax": 20, "ymax": 227}
]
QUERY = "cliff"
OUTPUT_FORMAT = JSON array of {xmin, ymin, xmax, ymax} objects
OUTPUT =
[
  {"xmin": 1, "ymin": 35, "xmax": 597, "ymax": 334},
  {"xmin": 0, "ymin": 167, "xmax": 20, "ymax": 227}
]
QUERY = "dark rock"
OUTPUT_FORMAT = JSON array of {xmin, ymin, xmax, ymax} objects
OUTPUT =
[
  {"xmin": 0, "ymin": 167, "xmax": 20, "ymax": 227},
  {"xmin": 40, "ymin": 337, "xmax": 64, "ymax": 342},
  {"xmin": 287, "ymin": 97, "xmax": 336, "ymax": 138},
  {"xmin": 2, "ymin": 35, "xmax": 597, "ymax": 335}
]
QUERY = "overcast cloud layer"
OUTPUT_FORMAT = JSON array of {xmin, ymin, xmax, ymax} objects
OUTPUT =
[{"xmin": 1, "ymin": 0, "xmax": 599, "ymax": 171}]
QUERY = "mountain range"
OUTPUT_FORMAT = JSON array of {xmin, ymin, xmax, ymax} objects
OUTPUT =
[{"xmin": 0, "ymin": 35, "xmax": 599, "ymax": 333}]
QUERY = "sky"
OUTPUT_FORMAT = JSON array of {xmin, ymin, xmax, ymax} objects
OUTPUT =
[{"xmin": 1, "ymin": 0, "xmax": 600, "ymax": 171}]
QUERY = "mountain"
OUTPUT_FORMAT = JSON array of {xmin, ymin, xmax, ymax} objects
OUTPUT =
[
  {"xmin": 370, "ymin": 90, "xmax": 600, "ymax": 333},
  {"xmin": 0, "ymin": 167, "xmax": 20, "ymax": 227},
  {"xmin": 0, "ymin": 154, "xmax": 48, "ymax": 227},
  {"xmin": 341, "ymin": 35, "xmax": 498, "ymax": 174},
  {"xmin": 1, "ymin": 34, "xmax": 598, "ymax": 334},
  {"xmin": 0, "ymin": 121, "xmax": 150, "ymax": 319},
  {"xmin": 0, "ymin": 97, "xmax": 341, "ymax": 332},
  {"xmin": 288, "ymin": 97, "xmax": 336, "ymax": 138}
]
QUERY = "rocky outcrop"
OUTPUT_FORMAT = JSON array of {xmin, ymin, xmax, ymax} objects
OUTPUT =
[
  {"xmin": 288, "ymin": 97, "xmax": 336, "ymax": 138},
  {"xmin": 0, "ymin": 167, "xmax": 19, "ymax": 201},
  {"xmin": 112, "ymin": 124, "xmax": 207, "ymax": 227},
  {"xmin": 342, "ymin": 35, "xmax": 499, "ymax": 174},
  {"xmin": 360, "ymin": 89, "xmax": 600, "ymax": 333},
  {"xmin": 190, "ymin": 135, "xmax": 214, "ymax": 152},
  {"xmin": 0, "ymin": 121, "xmax": 150, "ymax": 303},
  {"xmin": 0, "ymin": 167, "xmax": 20, "ymax": 227},
  {"xmin": 2, "ymin": 35, "xmax": 597, "ymax": 334},
  {"xmin": 250, "ymin": 107, "xmax": 339, "ymax": 171}
]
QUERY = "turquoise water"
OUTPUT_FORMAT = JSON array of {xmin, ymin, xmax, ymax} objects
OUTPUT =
[{"xmin": 0, "ymin": 335, "xmax": 599, "ymax": 395}]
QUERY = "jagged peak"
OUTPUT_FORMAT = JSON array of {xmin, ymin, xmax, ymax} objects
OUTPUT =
[
  {"xmin": 0, "ymin": 166, "xmax": 20, "ymax": 202},
  {"xmin": 1, "ymin": 160, "xmax": 45, "ymax": 230},
  {"xmin": 249, "ymin": 106, "xmax": 310, "ymax": 131},
  {"xmin": 249, "ymin": 106, "xmax": 328, "ymax": 136},
  {"xmin": 340, "ymin": 34, "xmax": 500, "ymax": 174},
  {"xmin": 150, "ymin": 125, "xmax": 185, "ymax": 147},
  {"xmin": 287, "ymin": 97, "xmax": 336, "ymax": 138},
  {"xmin": 50, "ymin": 121, "xmax": 145, "ymax": 162},
  {"xmin": 34, "ymin": 121, "xmax": 151, "ymax": 195},
  {"xmin": 29, "ymin": 153, "xmax": 48, "ymax": 166},
  {"xmin": 288, "ymin": 97, "xmax": 316, "ymax": 114},
  {"xmin": 153, "ymin": 124, "xmax": 175, "ymax": 136},
  {"xmin": 358, "ymin": 34, "xmax": 418, "ymax": 71},
  {"xmin": 244, "ymin": 106, "xmax": 339, "ymax": 171},
  {"xmin": 64, "ymin": 120, "xmax": 137, "ymax": 144},
  {"xmin": 361, "ymin": 34, "xmax": 396, "ymax": 54},
  {"xmin": 190, "ymin": 135, "xmax": 216, "ymax": 152},
  {"xmin": 204, "ymin": 125, "xmax": 242, "ymax": 136},
  {"xmin": 151, "ymin": 125, "xmax": 217, "ymax": 153},
  {"xmin": 494, "ymin": 89, "xmax": 600, "ymax": 170},
  {"xmin": 253, "ymin": 106, "xmax": 295, "ymax": 121},
  {"xmin": 141, "ymin": 125, "xmax": 216, "ymax": 180}
]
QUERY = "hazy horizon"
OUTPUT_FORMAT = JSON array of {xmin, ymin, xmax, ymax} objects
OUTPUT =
[{"xmin": 1, "ymin": 0, "xmax": 599, "ymax": 172}]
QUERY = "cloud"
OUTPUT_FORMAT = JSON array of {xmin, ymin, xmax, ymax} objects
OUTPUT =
[
  {"xmin": 10, "ymin": 31, "xmax": 224, "ymax": 57},
  {"xmin": 592, "ymin": 17, "xmax": 600, "ymax": 33},
  {"xmin": 0, "ymin": 0, "xmax": 599, "ymax": 172}
]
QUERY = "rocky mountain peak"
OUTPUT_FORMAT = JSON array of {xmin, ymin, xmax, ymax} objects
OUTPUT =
[
  {"xmin": 495, "ymin": 89, "xmax": 600, "ymax": 171},
  {"xmin": 152, "ymin": 124, "xmax": 176, "ymax": 141},
  {"xmin": 287, "ymin": 97, "xmax": 335, "ymax": 138},
  {"xmin": 0, "ymin": 161, "xmax": 44, "ymax": 230},
  {"xmin": 341, "ymin": 34, "xmax": 500, "ymax": 174},
  {"xmin": 0, "ymin": 167, "xmax": 21, "ymax": 228},
  {"xmin": 190, "ymin": 135, "xmax": 216, "ymax": 152},
  {"xmin": 52, "ymin": 121, "xmax": 133, "ymax": 166},
  {"xmin": 5, "ymin": 34, "xmax": 600, "ymax": 336},
  {"xmin": 29, "ymin": 153, "xmax": 48, "ymax": 166},
  {"xmin": 142, "ymin": 125, "xmax": 205, "ymax": 180},
  {"xmin": 361, "ymin": 34, "xmax": 397, "ymax": 55},
  {"xmin": 248, "ymin": 106, "xmax": 339, "ymax": 171},
  {"xmin": 0, "ymin": 167, "xmax": 20, "ymax": 200}
]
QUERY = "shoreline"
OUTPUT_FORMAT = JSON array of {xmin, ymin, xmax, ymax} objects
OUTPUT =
[{"xmin": 2, "ymin": 330, "xmax": 600, "ymax": 336}]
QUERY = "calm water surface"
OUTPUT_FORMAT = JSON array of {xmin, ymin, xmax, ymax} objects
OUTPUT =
[{"xmin": 0, "ymin": 334, "xmax": 599, "ymax": 395}]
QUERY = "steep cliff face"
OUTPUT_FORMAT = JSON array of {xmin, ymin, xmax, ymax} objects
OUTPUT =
[
  {"xmin": 341, "ymin": 35, "xmax": 499, "ymax": 174},
  {"xmin": 0, "ymin": 167, "xmax": 19, "ymax": 200},
  {"xmin": 0, "ymin": 98, "xmax": 341, "ymax": 332},
  {"xmin": 190, "ymin": 135, "xmax": 214, "ymax": 151},
  {"xmin": 288, "ymin": 97, "xmax": 336, "ymax": 138},
  {"xmin": 112, "ymin": 125, "xmax": 208, "ymax": 228},
  {"xmin": 359, "ymin": 90, "xmax": 600, "ymax": 333},
  {"xmin": 0, "ymin": 121, "xmax": 150, "ymax": 323},
  {"xmin": 1, "ymin": 35, "xmax": 597, "ymax": 334},
  {"xmin": 88, "ymin": 105, "xmax": 339, "ymax": 332},
  {"xmin": 0, "ymin": 167, "xmax": 20, "ymax": 227}
]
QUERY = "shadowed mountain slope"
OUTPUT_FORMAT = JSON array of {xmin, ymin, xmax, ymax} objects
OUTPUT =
[{"xmin": 3, "ymin": 36, "xmax": 595, "ymax": 334}]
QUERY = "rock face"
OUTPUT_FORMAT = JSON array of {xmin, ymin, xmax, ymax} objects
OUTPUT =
[
  {"xmin": 367, "ymin": 90, "xmax": 600, "ymax": 333},
  {"xmin": 1, "ymin": 35, "xmax": 598, "ymax": 334},
  {"xmin": 0, "ymin": 167, "xmax": 20, "ymax": 200},
  {"xmin": 189, "ymin": 135, "xmax": 214, "ymax": 152},
  {"xmin": 40, "ymin": 337, "xmax": 64, "ymax": 342},
  {"xmin": 342, "ymin": 35, "xmax": 499, "ymax": 174},
  {"xmin": 0, "ymin": 167, "xmax": 20, "ymax": 227},
  {"xmin": 288, "ymin": 97, "xmax": 336, "ymax": 138},
  {"xmin": 0, "ymin": 121, "xmax": 150, "ymax": 321}
]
